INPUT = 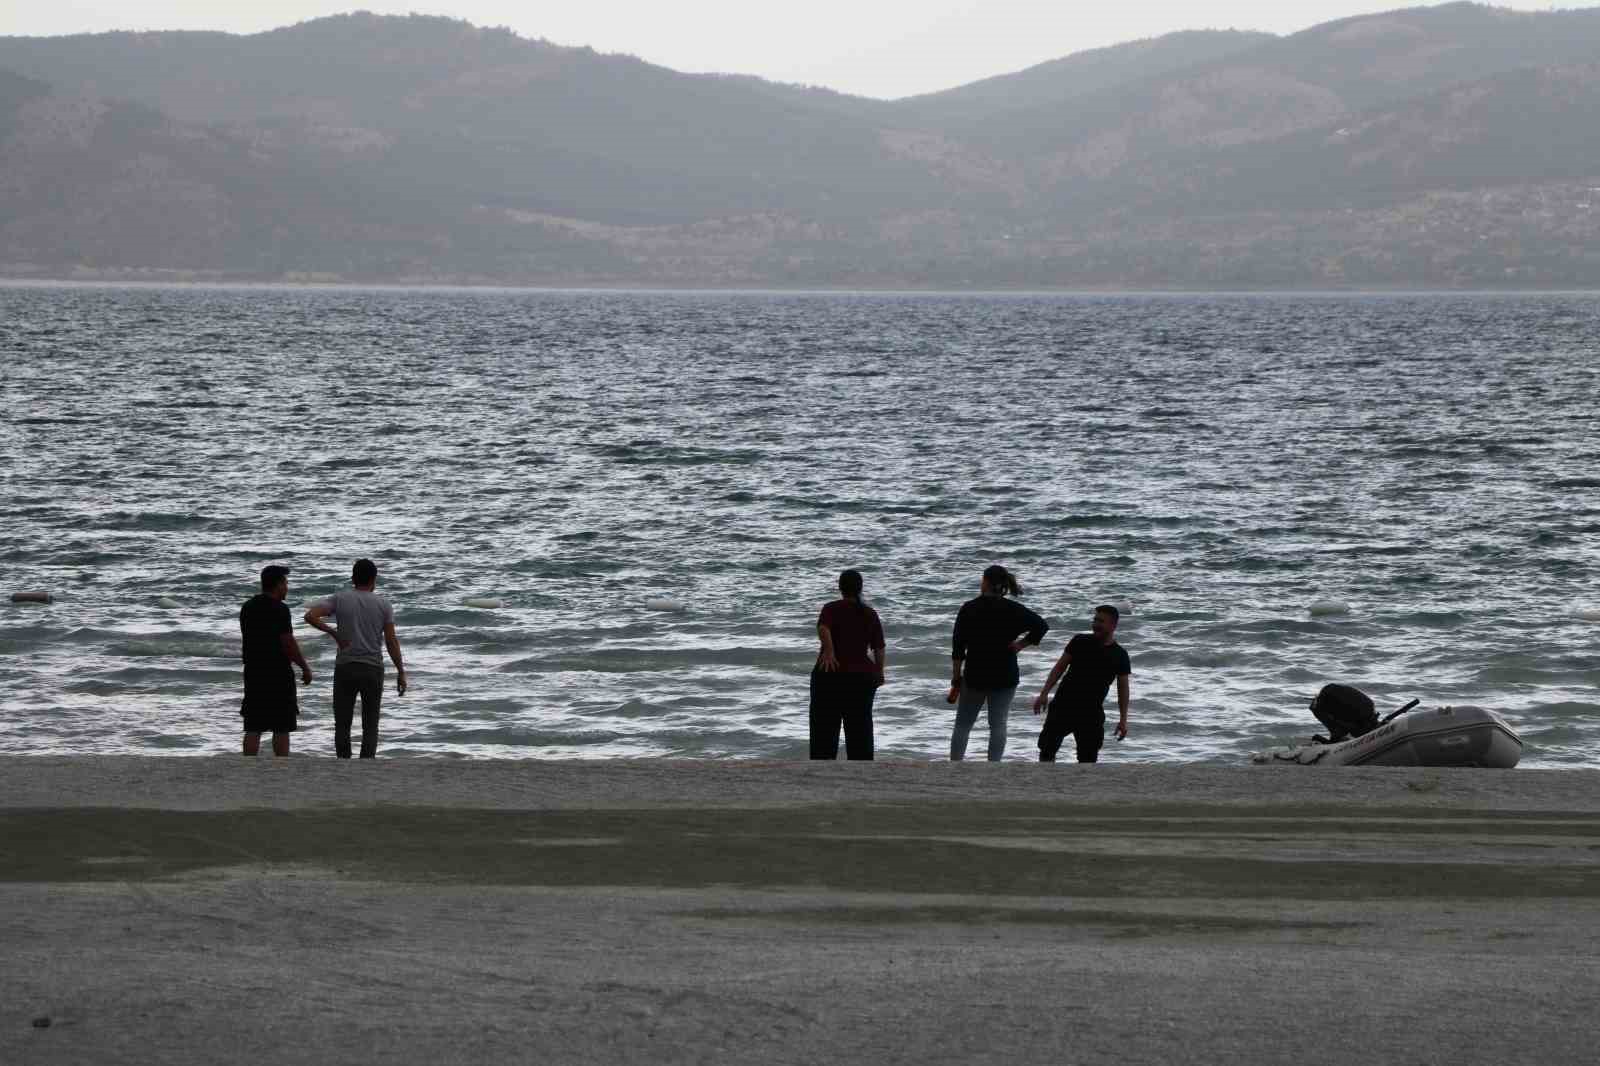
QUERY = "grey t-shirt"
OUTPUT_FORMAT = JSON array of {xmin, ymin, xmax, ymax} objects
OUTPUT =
[{"xmin": 316, "ymin": 588, "xmax": 395, "ymax": 669}]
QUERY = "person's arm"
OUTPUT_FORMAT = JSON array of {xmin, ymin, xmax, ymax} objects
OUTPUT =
[
  {"xmin": 383, "ymin": 622, "xmax": 407, "ymax": 695},
  {"xmin": 281, "ymin": 631, "xmax": 312, "ymax": 685},
  {"xmin": 817, "ymin": 623, "xmax": 840, "ymax": 671},
  {"xmin": 816, "ymin": 604, "xmax": 839, "ymax": 671},
  {"xmin": 274, "ymin": 604, "xmax": 311, "ymax": 685},
  {"xmin": 1032, "ymin": 647, "xmax": 1073, "ymax": 714},
  {"xmin": 869, "ymin": 612, "xmax": 886, "ymax": 685},
  {"xmin": 1114, "ymin": 674, "xmax": 1130, "ymax": 740},
  {"xmin": 950, "ymin": 609, "xmax": 966, "ymax": 688},
  {"xmin": 1007, "ymin": 606, "xmax": 1050, "ymax": 653},
  {"xmin": 303, "ymin": 600, "xmax": 348, "ymax": 651}
]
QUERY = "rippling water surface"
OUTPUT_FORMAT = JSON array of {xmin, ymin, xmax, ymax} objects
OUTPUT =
[{"xmin": 1, "ymin": 284, "xmax": 1597, "ymax": 764}]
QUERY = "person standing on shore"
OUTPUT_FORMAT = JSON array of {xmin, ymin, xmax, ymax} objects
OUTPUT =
[
  {"xmin": 810, "ymin": 569, "xmax": 886, "ymax": 760},
  {"xmin": 949, "ymin": 565, "xmax": 1048, "ymax": 761},
  {"xmin": 1032, "ymin": 605, "xmax": 1131, "ymax": 763},
  {"xmin": 304, "ymin": 559, "xmax": 407, "ymax": 759},
  {"xmin": 239, "ymin": 565, "xmax": 313, "ymax": 757}
]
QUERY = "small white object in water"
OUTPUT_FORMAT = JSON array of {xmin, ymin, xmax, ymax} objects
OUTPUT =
[
  {"xmin": 646, "ymin": 597, "xmax": 686, "ymax": 613},
  {"xmin": 1575, "ymin": 607, "xmax": 1600, "ymax": 622},
  {"xmin": 1308, "ymin": 599, "xmax": 1350, "ymax": 617},
  {"xmin": 463, "ymin": 597, "xmax": 504, "ymax": 610},
  {"xmin": 155, "ymin": 597, "xmax": 182, "ymax": 610}
]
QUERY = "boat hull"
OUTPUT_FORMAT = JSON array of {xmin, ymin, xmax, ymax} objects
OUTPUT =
[{"xmin": 1253, "ymin": 706, "xmax": 1522, "ymax": 768}]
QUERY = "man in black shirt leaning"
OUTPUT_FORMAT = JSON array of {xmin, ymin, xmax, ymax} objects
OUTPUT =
[
  {"xmin": 239, "ymin": 565, "xmax": 313, "ymax": 756},
  {"xmin": 1032, "ymin": 605, "xmax": 1131, "ymax": 763}
]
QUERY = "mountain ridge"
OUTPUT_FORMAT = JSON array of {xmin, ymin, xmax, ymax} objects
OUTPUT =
[{"xmin": 3, "ymin": 4, "xmax": 1599, "ymax": 288}]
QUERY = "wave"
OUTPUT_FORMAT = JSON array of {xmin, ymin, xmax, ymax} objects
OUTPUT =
[
  {"xmin": 1225, "ymin": 617, "xmax": 1376, "ymax": 637},
  {"xmin": 95, "ymin": 665, "xmax": 238, "ymax": 684},
  {"xmin": 593, "ymin": 444, "xmax": 766, "ymax": 466},
  {"xmin": 401, "ymin": 607, "xmax": 525, "ymax": 626},
  {"xmin": 423, "ymin": 629, "xmax": 538, "ymax": 650},
  {"xmin": 396, "ymin": 726, "xmax": 627, "ymax": 746},
  {"xmin": 96, "ymin": 511, "xmax": 222, "ymax": 532},
  {"xmin": 1390, "ymin": 610, "xmax": 1466, "ymax": 628},
  {"xmin": 1047, "ymin": 514, "xmax": 1128, "ymax": 528},
  {"xmin": 499, "ymin": 646, "xmax": 808, "ymax": 674},
  {"xmin": 1476, "ymin": 661, "xmax": 1600, "ymax": 686},
  {"xmin": 105, "ymin": 638, "xmax": 241, "ymax": 660}
]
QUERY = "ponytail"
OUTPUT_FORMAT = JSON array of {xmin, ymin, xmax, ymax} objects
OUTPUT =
[{"xmin": 982, "ymin": 564, "xmax": 1023, "ymax": 598}]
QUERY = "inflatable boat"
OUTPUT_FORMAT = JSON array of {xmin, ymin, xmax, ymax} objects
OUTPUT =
[{"xmin": 1253, "ymin": 704, "xmax": 1522, "ymax": 768}]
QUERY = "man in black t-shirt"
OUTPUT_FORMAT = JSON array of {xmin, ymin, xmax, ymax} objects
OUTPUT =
[
  {"xmin": 1031, "ymin": 605, "xmax": 1132, "ymax": 763},
  {"xmin": 239, "ymin": 565, "xmax": 313, "ymax": 756}
]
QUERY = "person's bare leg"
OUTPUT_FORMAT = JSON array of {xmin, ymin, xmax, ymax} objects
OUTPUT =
[
  {"xmin": 271, "ymin": 732, "xmax": 291, "ymax": 757},
  {"xmin": 243, "ymin": 732, "xmax": 261, "ymax": 756}
]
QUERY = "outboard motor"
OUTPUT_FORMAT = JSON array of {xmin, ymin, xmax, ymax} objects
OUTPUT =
[{"xmin": 1309, "ymin": 684, "xmax": 1379, "ymax": 742}]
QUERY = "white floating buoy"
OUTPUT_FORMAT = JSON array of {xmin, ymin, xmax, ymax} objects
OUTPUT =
[
  {"xmin": 463, "ymin": 597, "xmax": 504, "ymax": 610},
  {"xmin": 645, "ymin": 597, "xmax": 686, "ymax": 613},
  {"xmin": 155, "ymin": 597, "xmax": 182, "ymax": 610},
  {"xmin": 1308, "ymin": 599, "xmax": 1350, "ymax": 618},
  {"xmin": 1575, "ymin": 607, "xmax": 1600, "ymax": 622},
  {"xmin": 9, "ymin": 591, "xmax": 53, "ymax": 604}
]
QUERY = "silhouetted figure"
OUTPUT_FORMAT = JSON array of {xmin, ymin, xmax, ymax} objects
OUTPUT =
[
  {"xmin": 949, "ymin": 565, "xmax": 1048, "ymax": 761},
  {"xmin": 239, "ymin": 565, "xmax": 312, "ymax": 756},
  {"xmin": 305, "ymin": 558, "xmax": 406, "ymax": 758},
  {"xmin": 809, "ymin": 569, "xmax": 885, "ymax": 760},
  {"xmin": 1033, "ymin": 605, "xmax": 1131, "ymax": 762}
]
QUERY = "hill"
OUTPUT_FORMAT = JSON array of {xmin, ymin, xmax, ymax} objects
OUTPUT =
[
  {"xmin": 893, "ymin": 29, "xmax": 1276, "ymax": 129},
  {"xmin": 3, "ymin": 4, "xmax": 1600, "ymax": 287}
]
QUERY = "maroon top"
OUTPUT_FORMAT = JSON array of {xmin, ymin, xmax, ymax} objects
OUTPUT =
[{"xmin": 817, "ymin": 599, "xmax": 885, "ymax": 674}]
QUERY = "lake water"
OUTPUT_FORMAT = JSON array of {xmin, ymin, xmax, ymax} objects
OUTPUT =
[{"xmin": 2, "ymin": 284, "xmax": 1596, "ymax": 764}]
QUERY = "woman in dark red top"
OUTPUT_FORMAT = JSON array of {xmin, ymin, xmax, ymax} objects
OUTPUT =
[{"xmin": 810, "ymin": 569, "xmax": 886, "ymax": 760}]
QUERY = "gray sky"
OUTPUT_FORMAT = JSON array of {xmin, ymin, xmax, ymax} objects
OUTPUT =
[{"xmin": 4, "ymin": 1, "xmax": 1596, "ymax": 98}]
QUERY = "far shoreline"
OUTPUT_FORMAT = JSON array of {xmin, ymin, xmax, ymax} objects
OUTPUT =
[{"xmin": 5, "ymin": 277, "xmax": 1600, "ymax": 298}]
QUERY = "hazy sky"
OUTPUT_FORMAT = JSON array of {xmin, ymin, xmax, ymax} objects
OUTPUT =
[{"xmin": 5, "ymin": 1, "xmax": 1597, "ymax": 98}]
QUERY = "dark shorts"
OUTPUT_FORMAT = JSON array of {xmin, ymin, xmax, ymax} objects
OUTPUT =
[
  {"xmin": 1039, "ymin": 701, "xmax": 1105, "ymax": 763},
  {"xmin": 241, "ymin": 668, "xmax": 298, "ymax": 735}
]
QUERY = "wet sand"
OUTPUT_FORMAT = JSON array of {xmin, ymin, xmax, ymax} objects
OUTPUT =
[{"xmin": 4, "ymin": 757, "xmax": 1599, "ymax": 1065}]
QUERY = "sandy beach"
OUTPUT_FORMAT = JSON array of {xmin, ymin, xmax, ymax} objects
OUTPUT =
[{"xmin": 4, "ymin": 758, "xmax": 1599, "ymax": 1065}]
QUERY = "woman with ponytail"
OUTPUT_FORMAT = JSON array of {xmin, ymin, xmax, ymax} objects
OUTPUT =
[
  {"xmin": 948, "ymin": 564, "xmax": 1049, "ymax": 761},
  {"xmin": 810, "ymin": 568, "xmax": 886, "ymax": 760}
]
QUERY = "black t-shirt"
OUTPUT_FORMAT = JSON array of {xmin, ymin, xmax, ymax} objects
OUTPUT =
[
  {"xmin": 952, "ymin": 595, "xmax": 1049, "ymax": 691},
  {"xmin": 240, "ymin": 594, "xmax": 292, "ymax": 674},
  {"xmin": 1051, "ymin": 633, "xmax": 1131, "ymax": 711}
]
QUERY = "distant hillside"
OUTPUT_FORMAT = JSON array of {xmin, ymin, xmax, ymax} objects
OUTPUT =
[
  {"xmin": 0, "ymin": 71, "xmax": 621, "ymax": 278},
  {"xmin": 0, "ymin": 15, "xmax": 959, "ymax": 228},
  {"xmin": 894, "ymin": 29, "xmax": 1276, "ymax": 129},
  {"xmin": 3, "ymin": 4, "xmax": 1600, "ymax": 287},
  {"xmin": 952, "ymin": 2, "xmax": 1600, "ymax": 181},
  {"xmin": 1164, "ymin": 64, "xmax": 1600, "ymax": 211}
]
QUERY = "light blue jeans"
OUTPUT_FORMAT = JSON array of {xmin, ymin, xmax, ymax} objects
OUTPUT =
[{"xmin": 950, "ymin": 685, "xmax": 1016, "ymax": 762}]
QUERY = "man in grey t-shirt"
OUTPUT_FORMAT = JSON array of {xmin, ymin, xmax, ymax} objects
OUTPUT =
[{"xmin": 305, "ymin": 558, "xmax": 407, "ymax": 758}]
